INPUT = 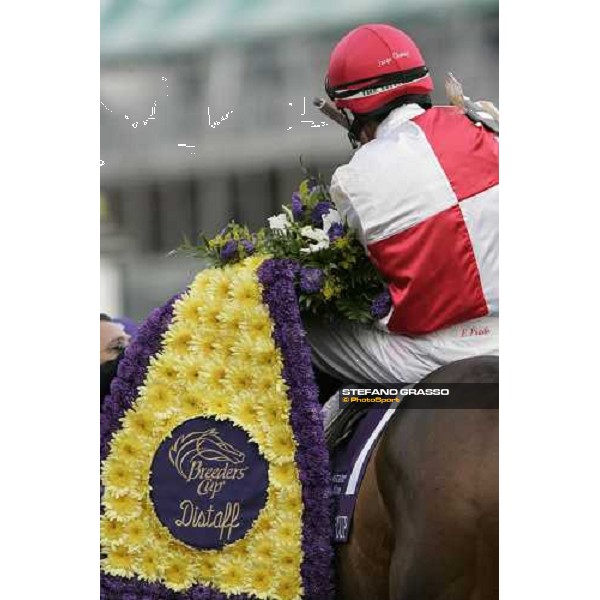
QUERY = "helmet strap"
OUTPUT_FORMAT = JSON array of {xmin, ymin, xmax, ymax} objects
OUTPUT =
[{"xmin": 340, "ymin": 108, "xmax": 360, "ymax": 149}]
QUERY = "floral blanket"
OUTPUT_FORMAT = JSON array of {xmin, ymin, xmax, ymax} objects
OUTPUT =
[{"xmin": 101, "ymin": 257, "xmax": 335, "ymax": 600}]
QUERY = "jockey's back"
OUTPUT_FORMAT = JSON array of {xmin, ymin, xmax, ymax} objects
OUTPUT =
[{"xmin": 331, "ymin": 103, "xmax": 499, "ymax": 336}]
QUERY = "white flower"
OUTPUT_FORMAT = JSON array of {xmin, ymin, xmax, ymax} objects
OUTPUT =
[
  {"xmin": 322, "ymin": 208, "xmax": 342, "ymax": 236},
  {"xmin": 268, "ymin": 213, "xmax": 291, "ymax": 232},
  {"xmin": 300, "ymin": 226, "xmax": 330, "ymax": 254}
]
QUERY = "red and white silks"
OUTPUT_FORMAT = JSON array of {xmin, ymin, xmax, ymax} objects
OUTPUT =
[{"xmin": 331, "ymin": 103, "xmax": 499, "ymax": 336}]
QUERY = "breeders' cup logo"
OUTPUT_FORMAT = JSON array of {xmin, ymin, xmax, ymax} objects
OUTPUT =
[
  {"xmin": 168, "ymin": 429, "xmax": 249, "ymax": 499},
  {"xmin": 150, "ymin": 417, "xmax": 269, "ymax": 548}
]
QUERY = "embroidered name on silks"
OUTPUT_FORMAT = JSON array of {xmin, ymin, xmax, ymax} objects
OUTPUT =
[
  {"xmin": 150, "ymin": 416, "xmax": 269, "ymax": 550},
  {"xmin": 175, "ymin": 499, "xmax": 241, "ymax": 541}
]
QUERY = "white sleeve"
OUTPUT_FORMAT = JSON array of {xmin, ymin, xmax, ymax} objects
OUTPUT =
[{"xmin": 330, "ymin": 166, "xmax": 368, "ymax": 248}]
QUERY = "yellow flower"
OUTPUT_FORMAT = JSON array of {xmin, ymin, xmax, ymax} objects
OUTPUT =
[
  {"xmin": 149, "ymin": 354, "xmax": 180, "ymax": 386},
  {"xmin": 143, "ymin": 382, "xmax": 175, "ymax": 415},
  {"xmin": 239, "ymin": 305, "xmax": 272, "ymax": 338},
  {"xmin": 217, "ymin": 301, "xmax": 245, "ymax": 332},
  {"xmin": 175, "ymin": 293, "xmax": 203, "ymax": 324},
  {"xmin": 173, "ymin": 291, "xmax": 197, "ymax": 322},
  {"xmin": 195, "ymin": 551, "xmax": 218, "ymax": 580},
  {"xmin": 149, "ymin": 518, "xmax": 174, "ymax": 546},
  {"xmin": 250, "ymin": 425, "xmax": 268, "ymax": 448},
  {"xmin": 123, "ymin": 408, "xmax": 154, "ymax": 438},
  {"xmin": 272, "ymin": 573, "xmax": 303, "ymax": 600},
  {"xmin": 197, "ymin": 302, "xmax": 223, "ymax": 329},
  {"xmin": 265, "ymin": 424, "xmax": 296, "ymax": 463},
  {"xmin": 229, "ymin": 396, "xmax": 260, "ymax": 430},
  {"xmin": 176, "ymin": 356, "xmax": 204, "ymax": 387},
  {"xmin": 164, "ymin": 324, "xmax": 194, "ymax": 355},
  {"xmin": 227, "ymin": 275, "xmax": 261, "ymax": 309},
  {"xmin": 215, "ymin": 558, "xmax": 245, "ymax": 590},
  {"xmin": 197, "ymin": 357, "xmax": 228, "ymax": 389},
  {"xmin": 243, "ymin": 563, "xmax": 273, "ymax": 597},
  {"xmin": 250, "ymin": 533, "xmax": 275, "ymax": 562},
  {"xmin": 190, "ymin": 328, "xmax": 220, "ymax": 358},
  {"xmin": 270, "ymin": 462, "xmax": 297, "ymax": 488},
  {"xmin": 229, "ymin": 330, "xmax": 254, "ymax": 358},
  {"xmin": 205, "ymin": 269, "xmax": 233, "ymax": 302},
  {"xmin": 121, "ymin": 518, "xmax": 148, "ymax": 548},
  {"xmin": 228, "ymin": 534, "xmax": 251, "ymax": 553},
  {"xmin": 274, "ymin": 519, "xmax": 301, "ymax": 549},
  {"xmin": 322, "ymin": 278, "xmax": 342, "ymax": 300},
  {"xmin": 102, "ymin": 545, "xmax": 136, "ymax": 577},
  {"xmin": 101, "ymin": 459, "xmax": 140, "ymax": 493},
  {"xmin": 253, "ymin": 368, "xmax": 286, "ymax": 396},
  {"xmin": 188, "ymin": 270, "xmax": 212, "ymax": 296},
  {"xmin": 251, "ymin": 512, "xmax": 275, "ymax": 538},
  {"xmin": 251, "ymin": 336, "xmax": 278, "ymax": 364},
  {"xmin": 273, "ymin": 484, "xmax": 303, "ymax": 514},
  {"xmin": 100, "ymin": 516, "xmax": 125, "ymax": 547},
  {"xmin": 210, "ymin": 333, "xmax": 238, "ymax": 359},
  {"xmin": 241, "ymin": 254, "xmax": 266, "ymax": 271},
  {"xmin": 179, "ymin": 386, "xmax": 206, "ymax": 415},
  {"xmin": 277, "ymin": 547, "xmax": 300, "ymax": 573},
  {"xmin": 208, "ymin": 391, "xmax": 232, "ymax": 416},
  {"xmin": 333, "ymin": 236, "xmax": 350, "ymax": 250},
  {"xmin": 108, "ymin": 431, "xmax": 148, "ymax": 463},
  {"xmin": 257, "ymin": 396, "xmax": 289, "ymax": 428},
  {"xmin": 224, "ymin": 362, "xmax": 255, "ymax": 395},
  {"xmin": 163, "ymin": 554, "xmax": 194, "ymax": 591},
  {"xmin": 155, "ymin": 412, "xmax": 184, "ymax": 438},
  {"xmin": 103, "ymin": 491, "xmax": 142, "ymax": 522},
  {"xmin": 135, "ymin": 547, "xmax": 163, "ymax": 581}
]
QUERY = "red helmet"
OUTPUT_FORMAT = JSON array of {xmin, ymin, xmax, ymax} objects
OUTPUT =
[{"xmin": 325, "ymin": 24, "xmax": 434, "ymax": 115}]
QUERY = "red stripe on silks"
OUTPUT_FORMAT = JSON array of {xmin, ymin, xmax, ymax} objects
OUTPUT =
[
  {"xmin": 412, "ymin": 107, "xmax": 499, "ymax": 201},
  {"xmin": 368, "ymin": 204, "xmax": 488, "ymax": 335}
]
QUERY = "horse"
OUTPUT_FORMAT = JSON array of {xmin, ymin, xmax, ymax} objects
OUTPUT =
[{"xmin": 328, "ymin": 355, "xmax": 499, "ymax": 600}]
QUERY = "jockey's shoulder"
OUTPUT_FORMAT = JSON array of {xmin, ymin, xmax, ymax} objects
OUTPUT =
[
  {"xmin": 334, "ymin": 104, "xmax": 476, "ymax": 186},
  {"xmin": 333, "ymin": 135, "xmax": 399, "ymax": 187}
]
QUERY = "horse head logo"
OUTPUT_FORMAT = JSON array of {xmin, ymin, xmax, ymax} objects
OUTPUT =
[{"xmin": 169, "ymin": 429, "xmax": 246, "ymax": 481}]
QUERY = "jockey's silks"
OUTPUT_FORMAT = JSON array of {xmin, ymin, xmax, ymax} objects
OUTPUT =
[{"xmin": 331, "ymin": 104, "xmax": 499, "ymax": 335}]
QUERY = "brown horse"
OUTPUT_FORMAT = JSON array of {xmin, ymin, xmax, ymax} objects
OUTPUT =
[{"xmin": 334, "ymin": 356, "xmax": 499, "ymax": 600}]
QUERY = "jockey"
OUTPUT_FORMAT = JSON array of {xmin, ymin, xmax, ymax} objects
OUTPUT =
[{"xmin": 306, "ymin": 24, "xmax": 499, "ymax": 384}]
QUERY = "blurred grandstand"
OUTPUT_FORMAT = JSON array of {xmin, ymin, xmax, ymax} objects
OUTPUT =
[{"xmin": 100, "ymin": 0, "xmax": 498, "ymax": 320}]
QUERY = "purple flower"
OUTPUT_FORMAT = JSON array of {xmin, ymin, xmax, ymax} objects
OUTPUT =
[
  {"xmin": 308, "ymin": 177, "xmax": 320, "ymax": 192},
  {"xmin": 258, "ymin": 259, "xmax": 335, "ymax": 600},
  {"xmin": 240, "ymin": 239, "xmax": 255, "ymax": 256},
  {"xmin": 291, "ymin": 192, "xmax": 304, "ymax": 220},
  {"xmin": 219, "ymin": 239, "xmax": 238, "ymax": 262},
  {"xmin": 327, "ymin": 222, "xmax": 344, "ymax": 242},
  {"xmin": 299, "ymin": 267, "xmax": 324, "ymax": 294},
  {"xmin": 311, "ymin": 201, "xmax": 334, "ymax": 227},
  {"xmin": 371, "ymin": 289, "xmax": 392, "ymax": 319}
]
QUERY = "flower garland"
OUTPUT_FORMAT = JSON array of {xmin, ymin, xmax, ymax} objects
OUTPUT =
[
  {"xmin": 100, "ymin": 257, "xmax": 335, "ymax": 600},
  {"xmin": 257, "ymin": 259, "xmax": 335, "ymax": 600},
  {"xmin": 180, "ymin": 177, "xmax": 390, "ymax": 325}
]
